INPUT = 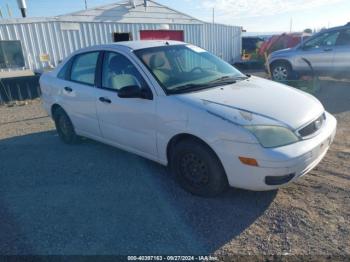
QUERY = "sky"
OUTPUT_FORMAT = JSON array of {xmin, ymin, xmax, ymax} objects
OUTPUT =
[{"xmin": 0, "ymin": 0, "xmax": 349, "ymax": 33}]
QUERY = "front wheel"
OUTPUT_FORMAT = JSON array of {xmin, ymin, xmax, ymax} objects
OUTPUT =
[
  {"xmin": 170, "ymin": 139, "xmax": 228, "ymax": 197},
  {"xmin": 271, "ymin": 62, "xmax": 293, "ymax": 81}
]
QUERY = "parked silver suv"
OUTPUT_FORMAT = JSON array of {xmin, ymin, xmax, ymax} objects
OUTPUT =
[{"xmin": 268, "ymin": 23, "xmax": 350, "ymax": 81}]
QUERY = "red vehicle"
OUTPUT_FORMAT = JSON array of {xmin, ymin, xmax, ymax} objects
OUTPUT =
[{"xmin": 258, "ymin": 32, "xmax": 311, "ymax": 57}]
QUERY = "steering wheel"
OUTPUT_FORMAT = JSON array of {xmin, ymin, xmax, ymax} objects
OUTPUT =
[{"xmin": 190, "ymin": 67, "xmax": 204, "ymax": 74}]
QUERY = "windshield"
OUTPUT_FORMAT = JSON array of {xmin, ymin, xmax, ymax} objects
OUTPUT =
[{"xmin": 134, "ymin": 44, "xmax": 246, "ymax": 94}]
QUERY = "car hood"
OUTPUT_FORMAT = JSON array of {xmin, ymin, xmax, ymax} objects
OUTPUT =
[
  {"xmin": 270, "ymin": 47, "xmax": 294, "ymax": 57},
  {"xmin": 176, "ymin": 76, "xmax": 324, "ymax": 130}
]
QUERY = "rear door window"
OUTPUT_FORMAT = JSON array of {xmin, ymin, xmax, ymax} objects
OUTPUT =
[
  {"xmin": 70, "ymin": 52, "xmax": 99, "ymax": 86},
  {"xmin": 57, "ymin": 58, "xmax": 72, "ymax": 80}
]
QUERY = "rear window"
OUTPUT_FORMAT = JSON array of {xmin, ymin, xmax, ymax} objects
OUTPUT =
[
  {"xmin": 57, "ymin": 59, "xmax": 71, "ymax": 80},
  {"xmin": 70, "ymin": 52, "xmax": 99, "ymax": 85}
]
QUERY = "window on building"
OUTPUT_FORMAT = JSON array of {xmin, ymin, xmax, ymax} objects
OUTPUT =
[
  {"xmin": 0, "ymin": 41, "xmax": 25, "ymax": 69},
  {"xmin": 113, "ymin": 33, "xmax": 132, "ymax": 42}
]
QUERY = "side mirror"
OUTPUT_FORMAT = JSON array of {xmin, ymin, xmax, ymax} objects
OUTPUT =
[{"xmin": 118, "ymin": 85, "xmax": 153, "ymax": 100}]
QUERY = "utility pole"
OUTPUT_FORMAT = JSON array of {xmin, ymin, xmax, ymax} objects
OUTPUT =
[
  {"xmin": 17, "ymin": 0, "xmax": 27, "ymax": 18},
  {"xmin": 289, "ymin": 17, "xmax": 293, "ymax": 33},
  {"xmin": 212, "ymin": 8, "xmax": 215, "ymax": 24},
  {"xmin": 84, "ymin": 0, "xmax": 88, "ymax": 10},
  {"xmin": 6, "ymin": 3, "xmax": 12, "ymax": 18}
]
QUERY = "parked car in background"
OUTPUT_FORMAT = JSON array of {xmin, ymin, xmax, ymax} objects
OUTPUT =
[
  {"xmin": 40, "ymin": 41, "xmax": 337, "ymax": 197},
  {"xmin": 237, "ymin": 33, "xmax": 310, "ymax": 70},
  {"xmin": 268, "ymin": 23, "xmax": 350, "ymax": 81}
]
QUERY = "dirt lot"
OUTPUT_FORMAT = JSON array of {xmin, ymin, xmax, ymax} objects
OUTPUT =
[{"xmin": 0, "ymin": 80, "xmax": 349, "ymax": 257}]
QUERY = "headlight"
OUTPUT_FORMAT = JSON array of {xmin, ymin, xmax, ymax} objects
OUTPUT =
[{"xmin": 244, "ymin": 125, "xmax": 299, "ymax": 148}]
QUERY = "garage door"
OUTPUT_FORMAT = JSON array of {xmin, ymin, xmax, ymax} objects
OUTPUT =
[{"xmin": 140, "ymin": 30, "xmax": 184, "ymax": 41}]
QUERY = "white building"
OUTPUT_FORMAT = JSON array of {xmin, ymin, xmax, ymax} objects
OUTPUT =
[{"xmin": 0, "ymin": 0, "xmax": 242, "ymax": 72}]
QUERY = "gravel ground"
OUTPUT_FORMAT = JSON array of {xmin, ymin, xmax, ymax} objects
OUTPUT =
[{"xmin": 0, "ymin": 81, "xmax": 349, "ymax": 257}]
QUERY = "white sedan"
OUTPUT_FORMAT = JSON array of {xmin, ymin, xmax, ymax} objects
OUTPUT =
[{"xmin": 40, "ymin": 41, "xmax": 337, "ymax": 197}]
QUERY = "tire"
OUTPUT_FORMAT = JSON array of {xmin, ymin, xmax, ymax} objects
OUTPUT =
[
  {"xmin": 170, "ymin": 139, "xmax": 228, "ymax": 197},
  {"xmin": 271, "ymin": 62, "xmax": 293, "ymax": 81},
  {"xmin": 53, "ymin": 107, "xmax": 80, "ymax": 144}
]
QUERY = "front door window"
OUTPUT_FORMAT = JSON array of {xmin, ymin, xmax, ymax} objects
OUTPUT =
[{"xmin": 304, "ymin": 31, "xmax": 340, "ymax": 49}]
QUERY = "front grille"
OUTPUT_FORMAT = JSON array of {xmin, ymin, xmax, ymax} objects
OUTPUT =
[{"xmin": 298, "ymin": 113, "xmax": 326, "ymax": 137}]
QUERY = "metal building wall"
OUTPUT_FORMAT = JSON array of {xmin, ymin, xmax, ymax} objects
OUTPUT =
[
  {"xmin": 0, "ymin": 21, "xmax": 241, "ymax": 72},
  {"xmin": 202, "ymin": 23, "xmax": 242, "ymax": 63}
]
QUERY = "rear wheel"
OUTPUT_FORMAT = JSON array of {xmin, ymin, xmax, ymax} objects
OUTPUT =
[
  {"xmin": 170, "ymin": 139, "xmax": 228, "ymax": 197},
  {"xmin": 271, "ymin": 62, "xmax": 293, "ymax": 81},
  {"xmin": 53, "ymin": 108, "xmax": 80, "ymax": 144}
]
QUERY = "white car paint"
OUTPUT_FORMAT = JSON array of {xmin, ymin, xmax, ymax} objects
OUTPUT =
[{"xmin": 40, "ymin": 41, "xmax": 337, "ymax": 191}]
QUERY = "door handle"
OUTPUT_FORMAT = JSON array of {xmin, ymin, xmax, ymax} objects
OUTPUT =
[
  {"xmin": 64, "ymin": 86, "xmax": 73, "ymax": 92},
  {"xmin": 99, "ymin": 97, "xmax": 111, "ymax": 104}
]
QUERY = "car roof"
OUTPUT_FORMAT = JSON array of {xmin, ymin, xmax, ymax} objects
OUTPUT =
[
  {"xmin": 66, "ymin": 40, "xmax": 188, "ymax": 60},
  {"xmin": 98, "ymin": 40, "xmax": 186, "ymax": 51},
  {"xmin": 304, "ymin": 23, "xmax": 350, "ymax": 41},
  {"xmin": 323, "ymin": 23, "xmax": 350, "ymax": 32},
  {"xmin": 117, "ymin": 40, "xmax": 186, "ymax": 49}
]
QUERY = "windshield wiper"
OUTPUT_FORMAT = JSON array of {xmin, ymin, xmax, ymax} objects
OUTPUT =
[
  {"xmin": 168, "ymin": 76, "xmax": 240, "ymax": 94},
  {"xmin": 168, "ymin": 83, "xmax": 211, "ymax": 94},
  {"xmin": 208, "ymin": 76, "xmax": 237, "ymax": 84},
  {"xmin": 235, "ymin": 75, "xmax": 250, "ymax": 80}
]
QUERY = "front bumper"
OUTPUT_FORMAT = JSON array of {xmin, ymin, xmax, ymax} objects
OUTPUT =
[{"xmin": 212, "ymin": 111, "xmax": 337, "ymax": 191}]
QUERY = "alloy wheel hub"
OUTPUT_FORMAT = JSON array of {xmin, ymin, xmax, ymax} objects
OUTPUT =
[{"xmin": 273, "ymin": 66, "xmax": 288, "ymax": 81}]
